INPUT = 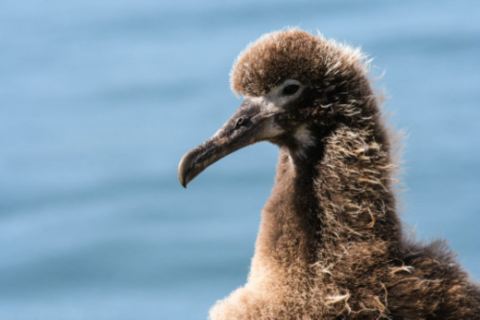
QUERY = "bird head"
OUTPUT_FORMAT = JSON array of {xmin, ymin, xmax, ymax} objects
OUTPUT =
[{"xmin": 178, "ymin": 29, "xmax": 375, "ymax": 187}]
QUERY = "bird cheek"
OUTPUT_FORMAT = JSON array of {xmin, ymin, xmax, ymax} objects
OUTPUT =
[{"xmin": 261, "ymin": 118, "xmax": 284, "ymax": 140}]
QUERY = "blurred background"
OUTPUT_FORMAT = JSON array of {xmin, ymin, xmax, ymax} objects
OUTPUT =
[{"xmin": 1, "ymin": 0, "xmax": 479, "ymax": 319}]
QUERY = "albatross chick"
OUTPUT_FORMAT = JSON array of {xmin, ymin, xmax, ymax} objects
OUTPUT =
[{"xmin": 178, "ymin": 29, "xmax": 480, "ymax": 320}]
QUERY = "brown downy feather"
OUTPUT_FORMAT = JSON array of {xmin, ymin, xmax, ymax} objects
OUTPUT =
[{"xmin": 209, "ymin": 29, "xmax": 480, "ymax": 320}]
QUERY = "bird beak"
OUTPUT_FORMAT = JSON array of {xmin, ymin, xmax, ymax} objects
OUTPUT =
[{"xmin": 178, "ymin": 98, "xmax": 281, "ymax": 188}]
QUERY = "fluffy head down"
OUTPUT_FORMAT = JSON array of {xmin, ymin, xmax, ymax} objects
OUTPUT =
[{"xmin": 230, "ymin": 29, "xmax": 368, "ymax": 97}]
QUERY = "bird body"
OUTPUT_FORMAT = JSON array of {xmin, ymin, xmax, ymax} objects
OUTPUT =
[{"xmin": 178, "ymin": 29, "xmax": 480, "ymax": 319}]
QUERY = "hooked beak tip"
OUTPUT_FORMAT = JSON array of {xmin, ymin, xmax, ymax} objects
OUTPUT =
[
  {"xmin": 178, "ymin": 150, "xmax": 195, "ymax": 188},
  {"xmin": 178, "ymin": 174, "xmax": 187, "ymax": 188},
  {"xmin": 180, "ymin": 178, "xmax": 187, "ymax": 189}
]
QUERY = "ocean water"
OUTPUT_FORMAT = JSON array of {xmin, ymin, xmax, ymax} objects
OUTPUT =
[{"xmin": 1, "ymin": 0, "xmax": 479, "ymax": 319}]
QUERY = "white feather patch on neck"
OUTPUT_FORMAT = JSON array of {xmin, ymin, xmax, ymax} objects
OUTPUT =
[{"xmin": 293, "ymin": 125, "xmax": 315, "ymax": 159}]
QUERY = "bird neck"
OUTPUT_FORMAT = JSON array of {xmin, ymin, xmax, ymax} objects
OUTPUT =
[{"xmin": 251, "ymin": 120, "xmax": 401, "ymax": 277}]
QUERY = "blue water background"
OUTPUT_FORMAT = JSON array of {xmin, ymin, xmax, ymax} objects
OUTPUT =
[{"xmin": 1, "ymin": 0, "xmax": 479, "ymax": 319}]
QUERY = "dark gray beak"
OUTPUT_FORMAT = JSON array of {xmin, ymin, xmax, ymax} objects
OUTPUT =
[{"xmin": 178, "ymin": 99, "xmax": 279, "ymax": 188}]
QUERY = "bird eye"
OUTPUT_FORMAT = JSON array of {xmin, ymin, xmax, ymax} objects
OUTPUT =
[{"xmin": 282, "ymin": 84, "xmax": 300, "ymax": 96}]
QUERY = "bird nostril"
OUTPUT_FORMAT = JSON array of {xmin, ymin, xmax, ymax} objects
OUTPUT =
[{"xmin": 235, "ymin": 117, "xmax": 244, "ymax": 129}]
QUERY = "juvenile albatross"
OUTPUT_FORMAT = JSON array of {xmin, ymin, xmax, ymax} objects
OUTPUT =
[{"xmin": 178, "ymin": 29, "xmax": 480, "ymax": 319}]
